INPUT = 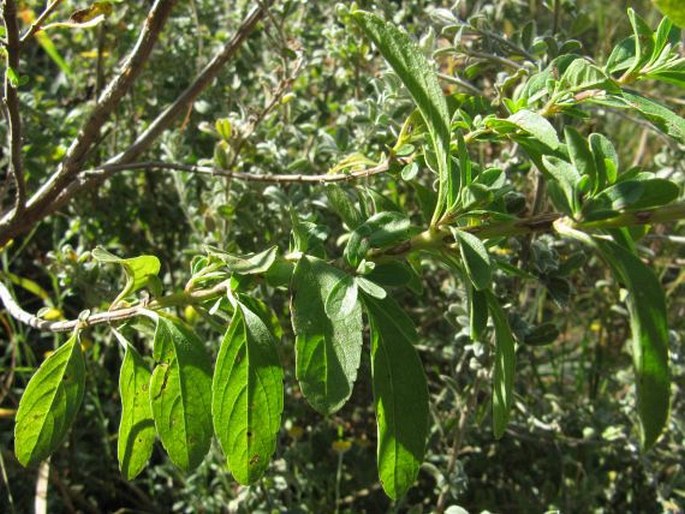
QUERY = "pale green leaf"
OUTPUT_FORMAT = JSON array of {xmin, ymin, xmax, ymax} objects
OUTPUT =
[
  {"xmin": 654, "ymin": 0, "xmax": 685, "ymax": 28},
  {"xmin": 115, "ymin": 332, "xmax": 155, "ymax": 480},
  {"xmin": 212, "ymin": 302, "xmax": 284, "ymax": 484},
  {"xmin": 292, "ymin": 256, "xmax": 363, "ymax": 415},
  {"xmin": 507, "ymin": 109, "xmax": 560, "ymax": 150},
  {"xmin": 325, "ymin": 275, "xmax": 359, "ymax": 319},
  {"xmin": 363, "ymin": 294, "xmax": 429, "ymax": 500},
  {"xmin": 149, "ymin": 317, "xmax": 212, "ymax": 471},
  {"xmin": 15, "ymin": 333, "xmax": 85, "ymax": 466},
  {"xmin": 92, "ymin": 246, "xmax": 161, "ymax": 301},
  {"xmin": 209, "ymin": 245, "xmax": 278, "ymax": 275}
]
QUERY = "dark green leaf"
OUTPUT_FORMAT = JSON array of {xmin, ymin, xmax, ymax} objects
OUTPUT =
[
  {"xmin": 15, "ymin": 333, "xmax": 85, "ymax": 466},
  {"xmin": 452, "ymin": 229, "xmax": 492, "ymax": 291},
  {"xmin": 149, "ymin": 317, "xmax": 212, "ymax": 471},
  {"xmin": 325, "ymin": 274, "xmax": 359, "ymax": 319},
  {"xmin": 212, "ymin": 301, "xmax": 284, "ymax": 484},
  {"xmin": 589, "ymin": 133, "xmax": 618, "ymax": 188},
  {"xmin": 486, "ymin": 292, "xmax": 516, "ymax": 439},
  {"xmin": 291, "ymin": 256, "xmax": 363, "ymax": 415},
  {"xmin": 469, "ymin": 286, "xmax": 488, "ymax": 341},
  {"xmin": 595, "ymin": 239, "xmax": 670, "ymax": 448},
  {"xmin": 351, "ymin": 10, "xmax": 452, "ymax": 221},
  {"xmin": 363, "ymin": 294, "xmax": 429, "ymax": 500},
  {"xmin": 344, "ymin": 211, "xmax": 414, "ymax": 267},
  {"xmin": 564, "ymin": 127, "xmax": 597, "ymax": 193}
]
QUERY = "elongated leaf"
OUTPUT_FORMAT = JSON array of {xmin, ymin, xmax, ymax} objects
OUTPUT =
[
  {"xmin": 564, "ymin": 127, "xmax": 597, "ymax": 193},
  {"xmin": 15, "ymin": 333, "xmax": 85, "ymax": 466},
  {"xmin": 292, "ymin": 256, "xmax": 363, "ymax": 414},
  {"xmin": 352, "ymin": 11, "xmax": 452, "ymax": 222},
  {"xmin": 149, "ymin": 317, "xmax": 212, "ymax": 471},
  {"xmin": 469, "ymin": 286, "xmax": 488, "ymax": 341},
  {"xmin": 325, "ymin": 275, "xmax": 359, "ymax": 319},
  {"xmin": 116, "ymin": 333, "xmax": 155, "ymax": 480},
  {"xmin": 363, "ymin": 294, "xmax": 429, "ymax": 500},
  {"xmin": 619, "ymin": 92, "xmax": 685, "ymax": 144},
  {"xmin": 212, "ymin": 302, "xmax": 284, "ymax": 484},
  {"xmin": 209, "ymin": 246, "xmax": 278, "ymax": 275},
  {"xmin": 453, "ymin": 229, "xmax": 492, "ymax": 291},
  {"xmin": 595, "ymin": 239, "xmax": 670, "ymax": 448},
  {"xmin": 485, "ymin": 292, "xmax": 516, "ymax": 439}
]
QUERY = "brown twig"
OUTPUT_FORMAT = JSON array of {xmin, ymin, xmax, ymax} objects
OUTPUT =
[
  {"xmin": 2, "ymin": 0, "xmax": 26, "ymax": 215},
  {"xmin": 19, "ymin": 0, "xmax": 63, "ymax": 45},
  {"xmin": 0, "ymin": 0, "xmax": 178, "ymax": 245},
  {"xmin": 80, "ymin": 157, "xmax": 397, "ymax": 184},
  {"xmin": 0, "ymin": 0, "xmax": 276, "ymax": 247}
]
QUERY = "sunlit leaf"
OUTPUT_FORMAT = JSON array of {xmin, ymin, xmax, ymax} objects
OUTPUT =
[
  {"xmin": 15, "ymin": 333, "xmax": 85, "ymax": 466},
  {"xmin": 149, "ymin": 317, "xmax": 212, "ymax": 471},
  {"xmin": 212, "ymin": 301, "xmax": 283, "ymax": 484}
]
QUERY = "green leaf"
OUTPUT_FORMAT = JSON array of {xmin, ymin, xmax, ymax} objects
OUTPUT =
[
  {"xmin": 507, "ymin": 109, "xmax": 560, "ymax": 150},
  {"xmin": 351, "ymin": 10, "xmax": 452, "ymax": 223},
  {"xmin": 557, "ymin": 58, "xmax": 620, "ymax": 95},
  {"xmin": 356, "ymin": 276, "xmax": 387, "ymax": 299},
  {"xmin": 654, "ymin": 0, "xmax": 685, "ymax": 28},
  {"xmin": 344, "ymin": 211, "xmax": 415, "ymax": 267},
  {"xmin": 594, "ymin": 239, "xmax": 670, "ymax": 448},
  {"xmin": 325, "ymin": 274, "xmax": 359, "ymax": 320},
  {"xmin": 326, "ymin": 185, "xmax": 364, "ymax": 229},
  {"xmin": 626, "ymin": 8, "xmax": 656, "ymax": 75},
  {"xmin": 15, "ymin": 333, "xmax": 86, "ymax": 466},
  {"xmin": 115, "ymin": 332, "xmax": 155, "ymax": 480},
  {"xmin": 149, "ymin": 317, "xmax": 212, "ymax": 471},
  {"xmin": 589, "ymin": 133, "xmax": 618, "ymax": 189},
  {"xmin": 485, "ymin": 292, "xmax": 516, "ymax": 439},
  {"xmin": 541, "ymin": 156, "xmax": 581, "ymax": 214},
  {"xmin": 212, "ymin": 301, "xmax": 284, "ymax": 484},
  {"xmin": 92, "ymin": 246, "xmax": 161, "ymax": 303},
  {"xmin": 564, "ymin": 127, "xmax": 597, "ymax": 193},
  {"xmin": 587, "ymin": 178, "xmax": 679, "ymax": 213},
  {"xmin": 618, "ymin": 92, "xmax": 685, "ymax": 144},
  {"xmin": 291, "ymin": 256, "xmax": 363, "ymax": 415},
  {"xmin": 363, "ymin": 294, "xmax": 429, "ymax": 500},
  {"xmin": 209, "ymin": 246, "xmax": 278, "ymax": 275},
  {"xmin": 452, "ymin": 229, "xmax": 492, "ymax": 291},
  {"xmin": 469, "ymin": 286, "xmax": 488, "ymax": 341}
]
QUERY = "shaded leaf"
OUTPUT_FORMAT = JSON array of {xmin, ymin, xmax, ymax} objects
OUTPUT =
[
  {"xmin": 292, "ymin": 256, "xmax": 363, "ymax": 415},
  {"xmin": 595, "ymin": 239, "xmax": 670, "ymax": 448},
  {"xmin": 453, "ymin": 229, "xmax": 492, "ymax": 291},
  {"xmin": 363, "ymin": 294, "xmax": 429, "ymax": 500},
  {"xmin": 209, "ymin": 246, "xmax": 278, "ymax": 275},
  {"xmin": 486, "ymin": 292, "xmax": 516, "ymax": 439}
]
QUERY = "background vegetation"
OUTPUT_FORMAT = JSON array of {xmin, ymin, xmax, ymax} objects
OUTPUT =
[{"xmin": 1, "ymin": 0, "xmax": 684, "ymax": 512}]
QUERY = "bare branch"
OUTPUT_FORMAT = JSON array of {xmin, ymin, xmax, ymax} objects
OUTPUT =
[
  {"xmin": 0, "ymin": 279, "xmax": 231, "ymax": 334},
  {"xmin": 0, "ymin": 0, "xmax": 275, "ymax": 247},
  {"xmin": 2, "ymin": 0, "xmax": 26, "ymax": 215},
  {"xmin": 107, "ymin": 0, "xmax": 276, "ymax": 165},
  {"xmin": 80, "ymin": 157, "xmax": 398, "ymax": 184},
  {"xmin": 0, "ymin": 0, "xmax": 178, "ymax": 245},
  {"xmin": 19, "ymin": 0, "xmax": 63, "ymax": 44}
]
